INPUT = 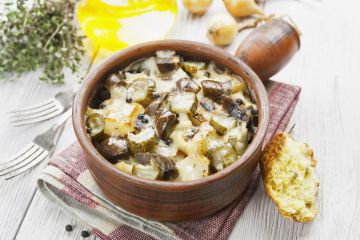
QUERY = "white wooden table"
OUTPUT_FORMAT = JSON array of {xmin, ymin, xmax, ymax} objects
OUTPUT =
[{"xmin": 1, "ymin": 0, "xmax": 359, "ymax": 239}]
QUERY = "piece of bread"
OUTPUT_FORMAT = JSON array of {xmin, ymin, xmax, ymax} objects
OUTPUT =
[{"xmin": 261, "ymin": 132, "xmax": 319, "ymax": 222}]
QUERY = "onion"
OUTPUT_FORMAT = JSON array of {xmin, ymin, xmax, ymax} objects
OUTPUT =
[
  {"xmin": 223, "ymin": 0, "xmax": 264, "ymax": 18},
  {"xmin": 207, "ymin": 14, "xmax": 238, "ymax": 46},
  {"xmin": 182, "ymin": 0, "xmax": 213, "ymax": 15}
]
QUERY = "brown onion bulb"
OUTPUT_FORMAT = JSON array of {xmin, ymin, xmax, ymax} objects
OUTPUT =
[{"xmin": 235, "ymin": 18, "xmax": 301, "ymax": 81}]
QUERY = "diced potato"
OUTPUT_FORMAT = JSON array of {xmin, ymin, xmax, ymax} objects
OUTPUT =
[
  {"xmin": 171, "ymin": 130, "xmax": 207, "ymax": 155},
  {"xmin": 115, "ymin": 161, "xmax": 133, "ymax": 174},
  {"xmin": 169, "ymin": 92, "xmax": 198, "ymax": 114},
  {"xmin": 109, "ymin": 85, "xmax": 127, "ymax": 100},
  {"xmin": 173, "ymin": 113, "xmax": 193, "ymax": 131},
  {"xmin": 104, "ymin": 103, "xmax": 143, "ymax": 137},
  {"xmin": 176, "ymin": 155, "xmax": 210, "ymax": 181},
  {"xmin": 170, "ymin": 124, "xmax": 215, "ymax": 156},
  {"xmin": 208, "ymin": 145, "xmax": 238, "ymax": 171},
  {"xmin": 127, "ymin": 128, "xmax": 157, "ymax": 153},
  {"xmin": 224, "ymin": 126, "xmax": 248, "ymax": 155},
  {"xmin": 210, "ymin": 114, "xmax": 236, "ymax": 134},
  {"xmin": 104, "ymin": 118, "xmax": 134, "ymax": 138},
  {"xmin": 154, "ymin": 140, "xmax": 178, "ymax": 158},
  {"xmin": 133, "ymin": 159, "xmax": 160, "ymax": 180}
]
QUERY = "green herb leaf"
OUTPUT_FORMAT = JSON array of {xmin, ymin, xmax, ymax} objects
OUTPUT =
[{"xmin": 0, "ymin": 0, "xmax": 84, "ymax": 85}]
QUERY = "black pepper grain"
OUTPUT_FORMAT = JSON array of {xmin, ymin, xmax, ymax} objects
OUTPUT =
[
  {"xmin": 126, "ymin": 97, "xmax": 132, "ymax": 103},
  {"xmin": 81, "ymin": 230, "xmax": 91, "ymax": 238},
  {"xmin": 165, "ymin": 138, "xmax": 173, "ymax": 145},
  {"xmin": 65, "ymin": 224, "xmax": 73, "ymax": 232},
  {"xmin": 137, "ymin": 114, "xmax": 145, "ymax": 120},
  {"xmin": 153, "ymin": 92, "xmax": 160, "ymax": 99},
  {"xmin": 86, "ymin": 127, "xmax": 91, "ymax": 134},
  {"xmin": 141, "ymin": 118, "xmax": 149, "ymax": 124}
]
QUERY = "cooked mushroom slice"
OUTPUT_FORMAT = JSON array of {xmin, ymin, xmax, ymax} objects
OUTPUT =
[
  {"xmin": 176, "ymin": 78, "xmax": 200, "ymax": 93},
  {"xmin": 208, "ymin": 145, "xmax": 238, "ymax": 171},
  {"xmin": 135, "ymin": 153, "xmax": 178, "ymax": 180},
  {"xmin": 133, "ymin": 159, "xmax": 160, "ymax": 180},
  {"xmin": 222, "ymin": 96, "xmax": 251, "ymax": 122},
  {"xmin": 126, "ymin": 78, "xmax": 156, "ymax": 106},
  {"xmin": 97, "ymin": 137, "xmax": 129, "ymax": 163},
  {"xmin": 201, "ymin": 80, "xmax": 231, "ymax": 103},
  {"xmin": 127, "ymin": 128, "xmax": 157, "ymax": 153},
  {"xmin": 104, "ymin": 72, "xmax": 126, "ymax": 88},
  {"xmin": 181, "ymin": 61, "xmax": 206, "ymax": 77},
  {"xmin": 200, "ymin": 98, "xmax": 215, "ymax": 112},
  {"xmin": 89, "ymin": 86, "xmax": 111, "ymax": 109},
  {"xmin": 187, "ymin": 113, "xmax": 206, "ymax": 126},
  {"xmin": 86, "ymin": 113, "xmax": 106, "ymax": 141},
  {"xmin": 155, "ymin": 50, "xmax": 180, "ymax": 74},
  {"xmin": 169, "ymin": 91, "xmax": 198, "ymax": 114},
  {"xmin": 144, "ymin": 92, "xmax": 168, "ymax": 116},
  {"xmin": 156, "ymin": 107, "xmax": 179, "ymax": 140},
  {"xmin": 210, "ymin": 114, "xmax": 236, "ymax": 135},
  {"xmin": 176, "ymin": 155, "xmax": 210, "ymax": 181},
  {"xmin": 114, "ymin": 161, "xmax": 133, "ymax": 174}
]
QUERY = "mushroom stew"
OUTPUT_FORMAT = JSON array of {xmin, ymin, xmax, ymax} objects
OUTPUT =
[{"xmin": 86, "ymin": 51, "xmax": 258, "ymax": 181}]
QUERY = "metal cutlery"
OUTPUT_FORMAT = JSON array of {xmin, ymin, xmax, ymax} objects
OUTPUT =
[
  {"xmin": 7, "ymin": 88, "xmax": 76, "ymax": 127},
  {"xmin": 0, "ymin": 109, "xmax": 72, "ymax": 180}
]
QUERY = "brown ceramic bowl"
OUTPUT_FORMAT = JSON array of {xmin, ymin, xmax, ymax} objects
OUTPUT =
[{"xmin": 73, "ymin": 40, "xmax": 269, "ymax": 221}]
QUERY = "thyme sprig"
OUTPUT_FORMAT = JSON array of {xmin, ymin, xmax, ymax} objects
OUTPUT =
[{"xmin": 0, "ymin": 0, "xmax": 85, "ymax": 84}]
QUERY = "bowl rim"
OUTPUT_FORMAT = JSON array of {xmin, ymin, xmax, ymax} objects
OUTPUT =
[{"xmin": 73, "ymin": 40, "xmax": 269, "ymax": 191}]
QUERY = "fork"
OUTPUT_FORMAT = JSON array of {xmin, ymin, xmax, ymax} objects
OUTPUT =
[
  {"xmin": 7, "ymin": 88, "xmax": 77, "ymax": 127},
  {"xmin": 0, "ymin": 109, "xmax": 72, "ymax": 180}
]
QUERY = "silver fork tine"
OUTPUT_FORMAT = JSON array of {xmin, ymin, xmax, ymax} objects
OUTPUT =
[
  {"xmin": 9, "ymin": 101, "xmax": 57, "ymax": 118},
  {"xmin": 0, "ymin": 148, "xmax": 46, "ymax": 176},
  {"xmin": 11, "ymin": 108, "xmax": 64, "ymax": 127},
  {"xmin": 3, "ymin": 151, "xmax": 49, "ymax": 180},
  {"xmin": 1, "ymin": 109, "xmax": 72, "ymax": 180},
  {"xmin": 0, "ymin": 144, "xmax": 39, "ymax": 172},
  {"xmin": 10, "ymin": 103, "xmax": 62, "ymax": 122},
  {"xmin": 6, "ymin": 98, "xmax": 55, "ymax": 113},
  {"xmin": 7, "ymin": 88, "xmax": 77, "ymax": 126},
  {"xmin": 0, "ymin": 144, "xmax": 34, "ymax": 164}
]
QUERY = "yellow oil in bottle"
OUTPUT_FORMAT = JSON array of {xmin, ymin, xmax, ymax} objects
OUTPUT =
[{"xmin": 77, "ymin": 0, "xmax": 178, "ymax": 51}]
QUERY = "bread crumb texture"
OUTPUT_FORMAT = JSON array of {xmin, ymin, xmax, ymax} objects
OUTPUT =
[{"xmin": 262, "ymin": 132, "xmax": 319, "ymax": 222}]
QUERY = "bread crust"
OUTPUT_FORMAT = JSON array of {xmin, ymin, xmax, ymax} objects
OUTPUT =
[{"xmin": 261, "ymin": 132, "xmax": 318, "ymax": 222}]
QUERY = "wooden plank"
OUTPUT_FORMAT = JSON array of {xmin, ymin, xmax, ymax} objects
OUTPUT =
[
  {"xmin": 0, "ymin": 42, "xmax": 92, "ymax": 239},
  {"xmin": 230, "ymin": 0, "xmax": 360, "ymax": 239}
]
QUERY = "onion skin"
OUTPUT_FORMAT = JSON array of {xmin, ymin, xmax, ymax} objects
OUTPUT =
[{"xmin": 235, "ymin": 19, "xmax": 301, "ymax": 81}]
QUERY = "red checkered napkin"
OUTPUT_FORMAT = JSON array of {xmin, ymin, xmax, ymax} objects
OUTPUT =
[{"xmin": 38, "ymin": 80, "xmax": 301, "ymax": 240}]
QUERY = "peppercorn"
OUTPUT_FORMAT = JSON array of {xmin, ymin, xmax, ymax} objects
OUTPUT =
[
  {"xmin": 137, "ymin": 114, "xmax": 145, "ymax": 120},
  {"xmin": 81, "ymin": 230, "xmax": 91, "ymax": 238},
  {"xmin": 165, "ymin": 138, "xmax": 173, "ymax": 145},
  {"xmin": 153, "ymin": 92, "xmax": 161, "ymax": 99},
  {"xmin": 65, "ymin": 224, "xmax": 73, "ymax": 232},
  {"xmin": 126, "ymin": 97, "xmax": 132, "ymax": 103},
  {"xmin": 86, "ymin": 127, "xmax": 92, "ymax": 134}
]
